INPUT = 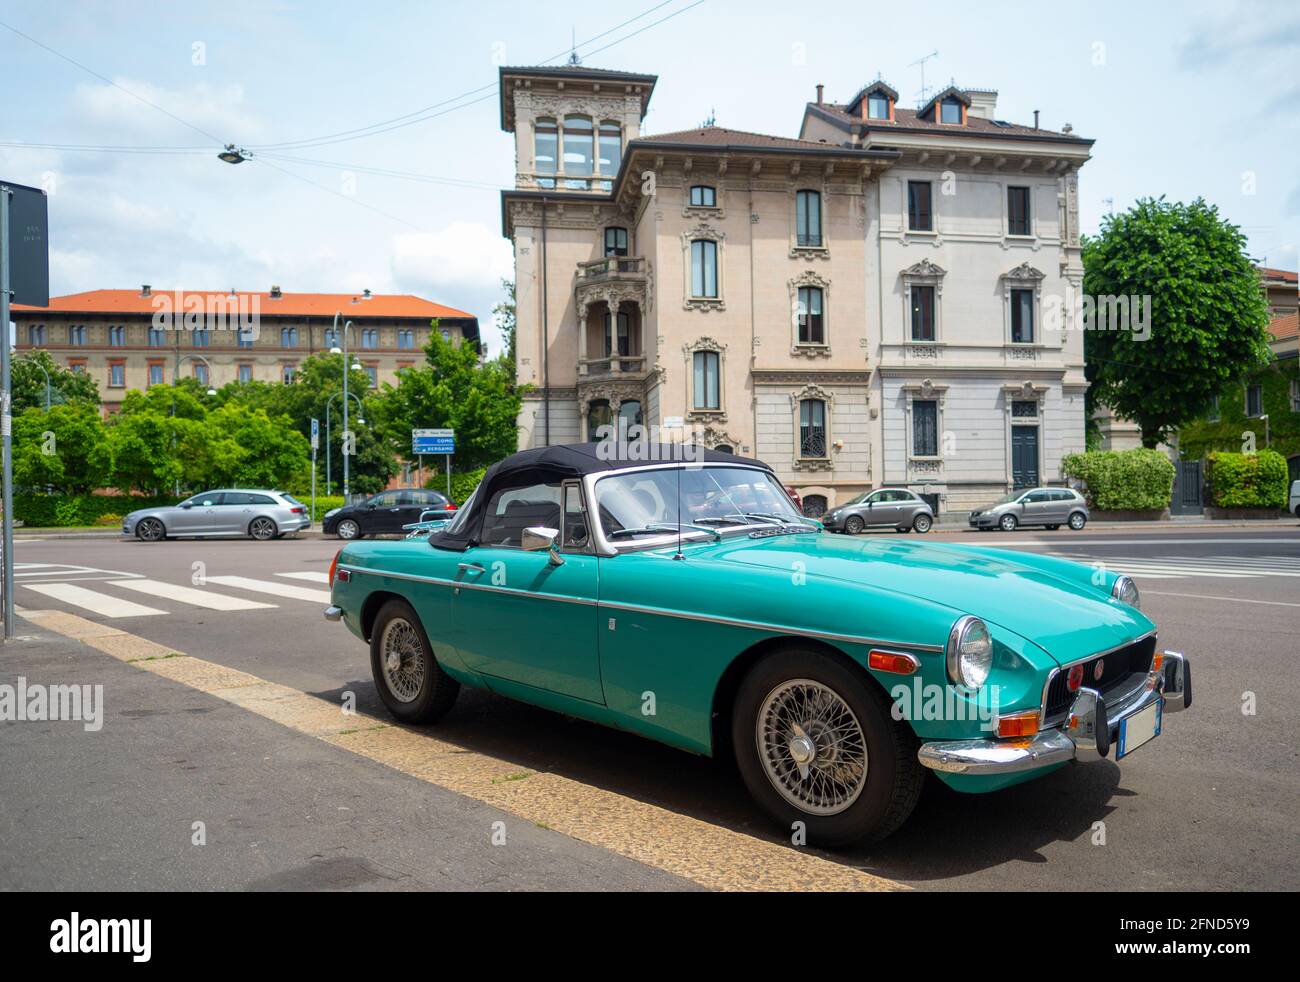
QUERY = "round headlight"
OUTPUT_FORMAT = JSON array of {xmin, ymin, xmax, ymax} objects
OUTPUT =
[
  {"xmin": 1111, "ymin": 574, "xmax": 1140, "ymax": 609},
  {"xmin": 947, "ymin": 615, "xmax": 993, "ymax": 689}
]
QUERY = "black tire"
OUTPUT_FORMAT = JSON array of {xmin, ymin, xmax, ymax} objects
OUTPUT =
[
  {"xmin": 999, "ymin": 513, "xmax": 1018, "ymax": 532},
  {"xmin": 844, "ymin": 515, "xmax": 865, "ymax": 535},
  {"xmin": 248, "ymin": 516, "xmax": 278, "ymax": 540},
  {"xmin": 912, "ymin": 513, "xmax": 933, "ymax": 534},
  {"xmin": 1045, "ymin": 524, "xmax": 1060, "ymax": 531},
  {"xmin": 336, "ymin": 518, "xmax": 361, "ymax": 540},
  {"xmin": 136, "ymin": 517, "xmax": 166, "ymax": 542},
  {"xmin": 1068, "ymin": 511, "xmax": 1087, "ymax": 531},
  {"xmin": 731, "ymin": 648, "xmax": 925, "ymax": 847},
  {"xmin": 370, "ymin": 598, "xmax": 460, "ymax": 724}
]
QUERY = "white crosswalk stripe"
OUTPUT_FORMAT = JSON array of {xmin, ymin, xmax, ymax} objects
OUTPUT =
[
  {"xmin": 108, "ymin": 579, "xmax": 277, "ymax": 611},
  {"xmin": 1054, "ymin": 554, "xmax": 1300, "ymax": 580},
  {"xmin": 275, "ymin": 571, "xmax": 330, "ymax": 584},
  {"xmin": 205, "ymin": 575, "xmax": 331, "ymax": 604},
  {"xmin": 23, "ymin": 583, "xmax": 165, "ymax": 618}
]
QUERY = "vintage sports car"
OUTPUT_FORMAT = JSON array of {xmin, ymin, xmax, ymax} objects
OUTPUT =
[{"xmin": 325, "ymin": 444, "xmax": 1192, "ymax": 845}]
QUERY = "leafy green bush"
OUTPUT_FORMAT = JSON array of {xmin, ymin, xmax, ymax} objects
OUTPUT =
[
  {"xmin": 426, "ymin": 466, "xmax": 486, "ymax": 505},
  {"xmin": 14, "ymin": 494, "xmax": 179, "ymax": 528},
  {"xmin": 1206, "ymin": 450, "xmax": 1288, "ymax": 508},
  {"xmin": 304, "ymin": 496, "xmax": 345, "ymax": 523},
  {"xmin": 1061, "ymin": 449, "xmax": 1175, "ymax": 511}
]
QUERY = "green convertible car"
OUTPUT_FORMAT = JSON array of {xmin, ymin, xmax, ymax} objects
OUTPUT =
[{"xmin": 325, "ymin": 444, "xmax": 1192, "ymax": 845}]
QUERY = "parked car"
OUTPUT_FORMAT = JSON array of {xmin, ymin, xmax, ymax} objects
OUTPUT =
[
  {"xmin": 323, "ymin": 489, "xmax": 456, "ymax": 539},
  {"xmin": 822, "ymin": 488, "xmax": 934, "ymax": 534},
  {"xmin": 325, "ymin": 444, "xmax": 1191, "ymax": 846},
  {"xmin": 969, "ymin": 487, "xmax": 1089, "ymax": 532},
  {"xmin": 123, "ymin": 489, "xmax": 310, "ymax": 541},
  {"xmin": 1290, "ymin": 479, "xmax": 1300, "ymax": 519}
]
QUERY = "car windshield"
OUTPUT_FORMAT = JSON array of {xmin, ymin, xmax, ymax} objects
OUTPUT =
[
  {"xmin": 844, "ymin": 493, "xmax": 871, "ymax": 506},
  {"xmin": 993, "ymin": 492, "xmax": 1022, "ymax": 506},
  {"xmin": 594, "ymin": 466, "xmax": 806, "ymax": 541}
]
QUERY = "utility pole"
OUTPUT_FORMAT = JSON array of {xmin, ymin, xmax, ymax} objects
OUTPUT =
[{"xmin": 1, "ymin": 186, "xmax": 13, "ymax": 638}]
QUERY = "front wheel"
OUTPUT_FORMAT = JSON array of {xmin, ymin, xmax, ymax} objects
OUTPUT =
[
  {"xmin": 912, "ymin": 514, "xmax": 933, "ymax": 533},
  {"xmin": 844, "ymin": 515, "xmax": 865, "ymax": 535},
  {"xmin": 248, "ymin": 517, "xmax": 278, "ymax": 540},
  {"xmin": 136, "ymin": 517, "xmax": 166, "ymax": 542},
  {"xmin": 732, "ymin": 649, "xmax": 924, "ymax": 846},
  {"xmin": 1068, "ymin": 511, "xmax": 1087, "ymax": 531},
  {"xmin": 370, "ymin": 599, "xmax": 460, "ymax": 723},
  {"xmin": 336, "ymin": 518, "xmax": 361, "ymax": 540},
  {"xmin": 999, "ymin": 513, "xmax": 1018, "ymax": 532}
]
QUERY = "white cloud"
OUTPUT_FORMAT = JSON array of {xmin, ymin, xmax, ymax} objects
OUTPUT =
[
  {"xmin": 72, "ymin": 78, "xmax": 266, "ymax": 143},
  {"xmin": 391, "ymin": 222, "xmax": 512, "ymax": 292}
]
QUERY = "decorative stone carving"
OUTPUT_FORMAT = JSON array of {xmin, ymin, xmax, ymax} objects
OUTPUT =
[
  {"xmin": 901, "ymin": 258, "xmax": 947, "ymax": 279},
  {"xmin": 1002, "ymin": 261, "xmax": 1046, "ymax": 282}
]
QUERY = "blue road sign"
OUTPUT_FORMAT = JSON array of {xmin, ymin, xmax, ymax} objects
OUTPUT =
[{"xmin": 412, "ymin": 428, "xmax": 455, "ymax": 455}]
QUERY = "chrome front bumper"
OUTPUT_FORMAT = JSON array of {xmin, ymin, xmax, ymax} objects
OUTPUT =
[{"xmin": 918, "ymin": 650, "xmax": 1191, "ymax": 776}]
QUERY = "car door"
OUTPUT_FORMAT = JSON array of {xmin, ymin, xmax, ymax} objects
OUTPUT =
[
  {"xmin": 362, "ymin": 491, "xmax": 402, "ymax": 533},
  {"xmin": 866, "ymin": 490, "xmax": 903, "ymax": 527},
  {"xmin": 212, "ymin": 491, "xmax": 250, "ymax": 533},
  {"xmin": 451, "ymin": 479, "xmax": 602, "ymax": 704},
  {"xmin": 177, "ymin": 492, "xmax": 224, "ymax": 533},
  {"xmin": 1048, "ymin": 489, "xmax": 1074, "ymax": 523},
  {"xmin": 1021, "ymin": 490, "xmax": 1052, "ymax": 525}
]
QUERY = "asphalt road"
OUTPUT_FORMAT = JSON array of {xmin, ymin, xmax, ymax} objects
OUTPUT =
[{"xmin": 3, "ymin": 522, "xmax": 1297, "ymax": 891}]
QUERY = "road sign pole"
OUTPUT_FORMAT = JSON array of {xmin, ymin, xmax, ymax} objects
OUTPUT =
[
  {"xmin": 446, "ymin": 453, "xmax": 451, "ymax": 500},
  {"xmin": 1, "ymin": 186, "xmax": 13, "ymax": 639}
]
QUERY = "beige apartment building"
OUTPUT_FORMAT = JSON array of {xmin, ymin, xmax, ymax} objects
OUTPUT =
[
  {"xmin": 11, "ymin": 286, "xmax": 479, "ymax": 413},
  {"xmin": 501, "ymin": 64, "xmax": 1093, "ymax": 515}
]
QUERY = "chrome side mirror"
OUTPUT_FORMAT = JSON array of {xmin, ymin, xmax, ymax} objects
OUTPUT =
[{"xmin": 521, "ymin": 526, "xmax": 564, "ymax": 566}]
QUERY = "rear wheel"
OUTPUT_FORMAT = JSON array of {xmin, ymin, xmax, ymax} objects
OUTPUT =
[
  {"xmin": 999, "ymin": 514, "xmax": 1018, "ymax": 532},
  {"xmin": 370, "ymin": 598, "xmax": 460, "ymax": 723},
  {"xmin": 732, "ymin": 648, "xmax": 924, "ymax": 846},
  {"xmin": 1068, "ymin": 511, "xmax": 1087, "ymax": 531},
  {"xmin": 136, "ymin": 517, "xmax": 166, "ymax": 542},
  {"xmin": 249, "ymin": 516, "xmax": 277, "ymax": 540},
  {"xmin": 844, "ymin": 515, "xmax": 865, "ymax": 535},
  {"xmin": 912, "ymin": 513, "xmax": 933, "ymax": 533}
]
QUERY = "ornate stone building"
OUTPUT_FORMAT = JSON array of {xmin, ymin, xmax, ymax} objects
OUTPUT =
[{"xmin": 500, "ymin": 64, "xmax": 1093, "ymax": 515}]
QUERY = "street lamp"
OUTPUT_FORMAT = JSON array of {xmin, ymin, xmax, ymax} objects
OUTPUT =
[
  {"xmin": 330, "ymin": 312, "xmax": 366, "ymax": 501},
  {"xmin": 29, "ymin": 359, "xmax": 52, "ymax": 412},
  {"xmin": 218, "ymin": 145, "xmax": 250, "ymax": 164},
  {"xmin": 325, "ymin": 390, "xmax": 365, "ymax": 495}
]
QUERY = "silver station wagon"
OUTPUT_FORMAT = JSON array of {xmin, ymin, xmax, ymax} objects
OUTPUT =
[{"xmin": 122, "ymin": 489, "xmax": 311, "ymax": 541}]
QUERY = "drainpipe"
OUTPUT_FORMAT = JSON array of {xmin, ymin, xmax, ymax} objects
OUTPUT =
[{"xmin": 541, "ymin": 200, "xmax": 550, "ymax": 447}]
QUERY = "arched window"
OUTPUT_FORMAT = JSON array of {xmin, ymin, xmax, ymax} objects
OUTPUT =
[
  {"xmin": 603, "ymin": 310, "xmax": 631, "ymax": 357},
  {"xmin": 598, "ymin": 121, "xmax": 622, "ymax": 175},
  {"xmin": 799, "ymin": 399, "xmax": 827, "ymax": 458},
  {"xmin": 689, "ymin": 185, "xmax": 717, "ymax": 207},
  {"xmin": 802, "ymin": 494, "xmax": 827, "ymax": 518},
  {"xmin": 713, "ymin": 444, "xmax": 734, "ymax": 455},
  {"xmin": 796, "ymin": 190, "xmax": 822, "ymax": 247},
  {"xmin": 690, "ymin": 240, "xmax": 718, "ymax": 298},
  {"xmin": 587, "ymin": 399, "xmax": 612, "ymax": 441},
  {"xmin": 534, "ymin": 118, "xmax": 557, "ymax": 189},
  {"xmin": 797, "ymin": 286, "xmax": 824, "ymax": 344},
  {"xmin": 604, "ymin": 227, "xmax": 629, "ymax": 257},
  {"xmin": 563, "ymin": 115, "xmax": 593, "ymax": 188}
]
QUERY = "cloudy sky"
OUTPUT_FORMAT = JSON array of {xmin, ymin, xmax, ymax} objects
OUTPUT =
[{"xmin": 3, "ymin": 0, "xmax": 1296, "ymax": 356}]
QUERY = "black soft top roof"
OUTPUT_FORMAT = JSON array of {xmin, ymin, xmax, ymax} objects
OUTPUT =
[{"xmin": 430, "ymin": 443, "xmax": 772, "ymax": 552}]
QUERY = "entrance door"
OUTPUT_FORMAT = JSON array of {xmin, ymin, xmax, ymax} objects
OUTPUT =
[
  {"xmin": 1011, "ymin": 426, "xmax": 1040, "ymax": 488},
  {"xmin": 1171, "ymin": 460, "xmax": 1204, "ymax": 515}
]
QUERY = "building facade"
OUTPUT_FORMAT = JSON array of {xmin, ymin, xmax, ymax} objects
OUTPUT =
[
  {"xmin": 501, "ymin": 65, "xmax": 1093, "ymax": 515},
  {"xmin": 12, "ymin": 287, "xmax": 479, "ymax": 413}
]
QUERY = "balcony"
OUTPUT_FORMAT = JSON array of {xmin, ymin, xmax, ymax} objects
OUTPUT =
[
  {"xmin": 576, "ymin": 255, "xmax": 647, "ymax": 284},
  {"xmin": 579, "ymin": 354, "xmax": 648, "ymax": 379}
]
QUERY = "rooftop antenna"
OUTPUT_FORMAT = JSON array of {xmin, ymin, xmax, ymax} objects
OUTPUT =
[
  {"xmin": 909, "ymin": 49, "xmax": 939, "ymax": 105},
  {"xmin": 1103, "ymin": 196, "xmax": 1115, "ymax": 216},
  {"xmin": 567, "ymin": 27, "xmax": 581, "ymax": 66},
  {"xmin": 701, "ymin": 106, "xmax": 716, "ymax": 127}
]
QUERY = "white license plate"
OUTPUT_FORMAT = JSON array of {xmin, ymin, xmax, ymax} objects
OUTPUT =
[{"xmin": 1117, "ymin": 700, "xmax": 1162, "ymax": 759}]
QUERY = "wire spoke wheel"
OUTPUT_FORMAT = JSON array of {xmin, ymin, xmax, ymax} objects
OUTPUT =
[
  {"xmin": 756, "ymin": 678, "xmax": 868, "ymax": 816},
  {"xmin": 380, "ymin": 617, "xmax": 427, "ymax": 704}
]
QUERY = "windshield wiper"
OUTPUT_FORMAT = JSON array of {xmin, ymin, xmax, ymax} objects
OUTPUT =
[
  {"xmin": 607, "ymin": 523, "xmax": 721, "ymax": 541},
  {"xmin": 724, "ymin": 512, "xmax": 819, "ymax": 529}
]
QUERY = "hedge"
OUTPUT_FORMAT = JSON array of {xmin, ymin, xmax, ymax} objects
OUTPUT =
[
  {"xmin": 1206, "ymin": 450, "xmax": 1289, "ymax": 509},
  {"xmin": 14, "ymin": 494, "xmax": 179, "ymax": 528},
  {"xmin": 425, "ymin": 466, "xmax": 486, "ymax": 505},
  {"xmin": 1061, "ymin": 449, "xmax": 1175, "ymax": 511}
]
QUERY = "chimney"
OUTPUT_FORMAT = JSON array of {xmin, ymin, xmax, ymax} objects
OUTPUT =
[
  {"xmin": 815, "ymin": 84, "xmax": 824, "ymax": 106},
  {"xmin": 140, "ymin": 284, "xmax": 151, "ymax": 297},
  {"xmin": 270, "ymin": 284, "xmax": 282, "ymax": 299},
  {"xmin": 965, "ymin": 89, "xmax": 998, "ymax": 120},
  {"xmin": 1033, "ymin": 110, "xmax": 1040, "ymax": 130},
  {"xmin": 362, "ymin": 288, "xmax": 372, "ymax": 300}
]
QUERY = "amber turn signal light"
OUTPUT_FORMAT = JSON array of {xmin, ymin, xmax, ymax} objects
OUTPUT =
[
  {"xmin": 868, "ymin": 650, "xmax": 919, "ymax": 675},
  {"xmin": 997, "ymin": 710, "xmax": 1040, "ymax": 739}
]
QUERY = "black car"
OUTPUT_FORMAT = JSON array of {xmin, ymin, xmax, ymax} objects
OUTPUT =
[{"xmin": 323, "ymin": 489, "xmax": 457, "ymax": 539}]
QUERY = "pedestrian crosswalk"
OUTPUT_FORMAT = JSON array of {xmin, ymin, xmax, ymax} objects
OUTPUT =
[
  {"xmin": 16, "ymin": 564, "xmax": 330, "ymax": 619},
  {"xmin": 1053, "ymin": 554, "xmax": 1300, "ymax": 580}
]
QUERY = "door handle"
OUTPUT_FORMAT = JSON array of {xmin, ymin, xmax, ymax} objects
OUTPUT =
[{"xmin": 457, "ymin": 563, "xmax": 485, "ymax": 575}]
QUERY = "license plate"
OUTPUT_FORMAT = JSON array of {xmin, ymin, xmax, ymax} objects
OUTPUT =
[{"xmin": 1117, "ymin": 700, "xmax": 1162, "ymax": 759}]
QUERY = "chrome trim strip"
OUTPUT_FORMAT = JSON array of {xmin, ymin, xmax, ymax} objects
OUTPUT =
[{"xmin": 339, "ymin": 565, "xmax": 944, "ymax": 652}]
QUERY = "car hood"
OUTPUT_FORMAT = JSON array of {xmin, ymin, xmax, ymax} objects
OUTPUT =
[{"xmin": 685, "ymin": 532, "xmax": 1153, "ymax": 665}]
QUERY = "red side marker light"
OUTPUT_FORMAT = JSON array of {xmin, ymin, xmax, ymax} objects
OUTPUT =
[{"xmin": 868, "ymin": 650, "xmax": 919, "ymax": 675}]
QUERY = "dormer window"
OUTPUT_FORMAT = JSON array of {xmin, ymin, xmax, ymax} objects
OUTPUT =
[
  {"xmin": 940, "ymin": 98, "xmax": 963, "ymax": 124},
  {"xmin": 867, "ymin": 93, "xmax": 890, "ymax": 120},
  {"xmin": 689, "ymin": 185, "xmax": 717, "ymax": 208}
]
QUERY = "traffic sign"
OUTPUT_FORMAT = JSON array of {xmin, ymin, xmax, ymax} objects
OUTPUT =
[
  {"xmin": 310, "ymin": 417, "xmax": 320, "ymax": 450},
  {"xmin": 413, "ymin": 428, "xmax": 455, "ymax": 455}
]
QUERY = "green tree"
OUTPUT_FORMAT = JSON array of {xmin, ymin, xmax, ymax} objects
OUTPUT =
[
  {"xmin": 1082, "ymin": 197, "xmax": 1272, "ymax": 447},
  {"xmin": 491, "ymin": 278, "xmax": 517, "ymax": 386},
  {"xmin": 178, "ymin": 403, "xmax": 311, "ymax": 490},
  {"xmin": 101, "ymin": 411, "xmax": 187, "ymax": 495},
  {"xmin": 11, "ymin": 350, "xmax": 101, "ymax": 413},
  {"xmin": 12, "ymin": 403, "xmax": 108, "ymax": 492},
  {"xmin": 372, "ymin": 323, "xmax": 521, "ymax": 475}
]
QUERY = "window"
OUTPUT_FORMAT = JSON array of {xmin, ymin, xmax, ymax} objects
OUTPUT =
[
  {"xmin": 562, "ymin": 115, "xmax": 593, "ymax": 189},
  {"xmin": 69, "ymin": 325, "xmax": 86, "ymax": 346},
  {"xmin": 1008, "ymin": 186, "xmax": 1032, "ymax": 236},
  {"xmin": 1207, "ymin": 395, "xmax": 1220, "ymax": 422},
  {"xmin": 361, "ymin": 329, "xmax": 378, "ymax": 349},
  {"xmin": 364, "ymin": 366, "xmax": 378, "ymax": 387},
  {"xmin": 799, "ymin": 399, "xmax": 827, "ymax": 458},
  {"xmin": 604, "ymin": 227, "xmax": 629, "ymax": 257},
  {"xmin": 194, "ymin": 363, "xmax": 209, "ymax": 386},
  {"xmin": 690, "ymin": 240, "xmax": 718, "ymax": 298},
  {"xmin": 281, "ymin": 326, "xmax": 298, "ymax": 347},
  {"xmin": 479, "ymin": 481, "xmax": 564, "ymax": 547},
  {"xmin": 1011, "ymin": 289, "xmax": 1035, "ymax": 343},
  {"xmin": 149, "ymin": 327, "xmax": 168, "ymax": 346},
  {"xmin": 192, "ymin": 329, "xmax": 209, "ymax": 347},
  {"xmin": 237, "ymin": 329, "xmax": 254, "ymax": 349},
  {"xmin": 534, "ymin": 118, "xmax": 557, "ymax": 189},
  {"xmin": 27, "ymin": 324, "xmax": 45, "ymax": 345},
  {"xmin": 1246, "ymin": 384, "xmax": 1264, "ymax": 418},
  {"xmin": 440, "ymin": 328, "xmax": 450, "ymax": 341},
  {"xmin": 693, "ymin": 350, "xmax": 720, "ymax": 410},
  {"xmin": 940, "ymin": 98, "xmax": 963, "ymax": 124},
  {"xmin": 323, "ymin": 327, "xmax": 339, "ymax": 348},
  {"xmin": 689, "ymin": 185, "xmax": 717, "ymax": 208},
  {"xmin": 282, "ymin": 364, "xmax": 296, "ymax": 384},
  {"xmin": 913, "ymin": 400, "xmax": 939, "ymax": 457},
  {"xmin": 108, "ymin": 325, "xmax": 125, "ymax": 346},
  {"xmin": 397, "ymin": 329, "xmax": 415, "ymax": 349},
  {"xmin": 1012, "ymin": 400, "xmax": 1038, "ymax": 419},
  {"xmin": 238, "ymin": 363, "xmax": 252, "ymax": 383},
  {"xmin": 619, "ymin": 400, "xmax": 643, "ymax": 431},
  {"xmin": 1291, "ymin": 379, "xmax": 1300, "ymax": 413},
  {"xmin": 795, "ymin": 190, "xmax": 822, "ymax": 247},
  {"xmin": 587, "ymin": 399, "xmax": 612, "ymax": 442},
  {"xmin": 148, "ymin": 363, "xmax": 164, "ymax": 386},
  {"xmin": 907, "ymin": 181, "xmax": 933, "ymax": 231},
  {"xmin": 598, "ymin": 121, "xmax": 621, "ymax": 176},
  {"xmin": 109, "ymin": 362, "xmax": 125, "ymax": 388},
  {"xmin": 910, "ymin": 286, "xmax": 936, "ymax": 341},
  {"xmin": 68, "ymin": 361, "xmax": 86, "ymax": 375},
  {"xmin": 867, "ymin": 93, "xmax": 889, "ymax": 119},
  {"xmin": 797, "ymin": 286, "xmax": 824, "ymax": 344},
  {"xmin": 603, "ymin": 311, "xmax": 631, "ymax": 357}
]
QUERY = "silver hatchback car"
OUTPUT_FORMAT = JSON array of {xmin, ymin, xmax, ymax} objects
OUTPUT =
[
  {"xmin": 123, "ymin": 489, "xmax": 311, "ymax": 542},
  {"xmin": 822, "ymin": 488, "xmax": 935, "ymax": 534},
  {"xmin": 969, "ymin": 487, "xmax": 1089, "ymax": 532}
]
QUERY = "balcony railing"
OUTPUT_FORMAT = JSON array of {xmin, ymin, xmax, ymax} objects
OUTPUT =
[
  {"xmin": 576, "ymin": 256, "xmax": 646, "ymax": 282},
  {"xmin": 579, "ymin": 354, "xmax": 647, "ymax": 377}
]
